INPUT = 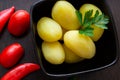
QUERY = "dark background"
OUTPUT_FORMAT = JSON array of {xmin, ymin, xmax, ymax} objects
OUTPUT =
[{"xmin": 0, "ymin": 0, "xmax": 120, "ymax": 80}]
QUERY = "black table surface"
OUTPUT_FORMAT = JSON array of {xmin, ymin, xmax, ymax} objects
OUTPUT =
[{"xmin": 0, "ymin": 0, "xmax": 120, "ymax": 80}]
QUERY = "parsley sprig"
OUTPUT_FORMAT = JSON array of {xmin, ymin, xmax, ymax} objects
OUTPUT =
[{"xmin": 76, "ymin": 10, "xmax": 109, "ymax": 36}]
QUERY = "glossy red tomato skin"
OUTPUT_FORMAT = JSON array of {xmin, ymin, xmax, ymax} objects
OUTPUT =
[
  {"xmin": 7, "ymin": 10, "xmax": 30, "ymax": 36},
  {"xmin": 0, "ymin": 43, "xmax": 24, "ymax": 68}
]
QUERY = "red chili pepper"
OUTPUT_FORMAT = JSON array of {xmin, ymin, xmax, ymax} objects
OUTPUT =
[
  {"xmin": 0, "ymin": 6, "xmax": 15, "ymax": 32},
  {"xmin": 7, "ymin": 10, "xmax": 30, "ymax": 36},
  {"xmin": 1, "ymin": 63, "xmax": 40, "ymax": 80},
  {"xmin": 0, "ymin": 42, "xmax": 24, "ymax": 68}
]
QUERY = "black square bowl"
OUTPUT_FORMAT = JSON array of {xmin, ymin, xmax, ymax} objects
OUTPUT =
[{"xmin": 30, "ymin": 0, "xmax": 119, "ymax": 78}]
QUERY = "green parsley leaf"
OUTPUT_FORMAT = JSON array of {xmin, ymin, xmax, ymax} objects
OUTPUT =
[
  {"xmin": 92, "ymin": 10, "xmax": 99, "ymax": 23},
  {"xmin": 75, "ymin": 10, "xmax": 82, "ymax": 25},
  {"xmin": 94, "ymin": 24, "xmax": 108, "ymax": 29},
  {"xmin": 76, "ymin": 10, "xmax": 94, "ymax": 36},
  {"xmin": 79, "ymin": 27, "xmax": 94, "ymax": 37},
  {"xmin": 83, "ymin": 10, "xmax": 93, "ymax": 28},
  {"xmin": 75, "ymin": 9, "xmax": 109, "ymax": 37},
  {"xmin": 93, "ymin": 11, "xmax": 109, "ymax": 29},
  {"xmin": 83, "ymin": 10, "xmax": 93, "ymax": 22}
]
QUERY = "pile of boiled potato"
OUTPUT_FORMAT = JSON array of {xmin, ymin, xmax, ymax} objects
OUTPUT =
[{"xmin": 37, "ymin": 0, "xmax": 105, "ymax": 64}]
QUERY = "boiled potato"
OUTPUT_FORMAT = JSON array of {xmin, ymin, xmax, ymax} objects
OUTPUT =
[
  {"xmin": 37, "ymin": 17, "xmax": 62, "ymax": 42},
  {"xmin": 52, "ymin": 1, "xmax": 80, "ymax": 30},
  {"xmin": 42, "ymin": 41, "xmax": 65, "ymax": 64},
  {"xmin": 79, "ymin": 3, "xmax": 104, "ymax": 41},
  {"xmin": 63, "ymin": 44, "xmax": 84, "ymax": 63},
  {"xmin": 64, "ymin": 30, "xmax": 96, "ymax": 59}
]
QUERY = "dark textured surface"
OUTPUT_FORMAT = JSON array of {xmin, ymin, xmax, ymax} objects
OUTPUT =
[{"xmin": 0, "ymin": 0, "xmax": 120, "ymax": 80}]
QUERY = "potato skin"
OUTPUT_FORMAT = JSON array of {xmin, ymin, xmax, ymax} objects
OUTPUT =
[
  {"xmin": 63, "ymin": 44, "xmax": 84, "ymax": 63},
  {"xmin": 37, "ymin": 17, "xmax": 62, "ymax": 42},
  {"xmin": 52, "ymin": 1, "xmax": 80, "ymax": 30},
  {"xmin": 91, "ymin": 25, "xmax": 104, "ymax": 41},
  {"xmin": 64, "ymin": 30, "xmax": 96, "ymax": 59},
  {"xmin": 42, "ymin": 41, "xmax": 65, "ymax": 65},
  {"xmin": 80, "ymin": 4, "xmax": 102, "ymax": 18},
  {"xmin": 79, "ymin": 3, "xmax": 104, "ymax": 41}
]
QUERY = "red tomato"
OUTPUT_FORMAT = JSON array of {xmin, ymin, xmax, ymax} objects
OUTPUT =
[
  {"xmin": 7, "ymin": 10, "xmax": 30, "ymax": 36},
  {"xmin": 0, "ymin": 43, "xmax": 24, "ymax": 68}
]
